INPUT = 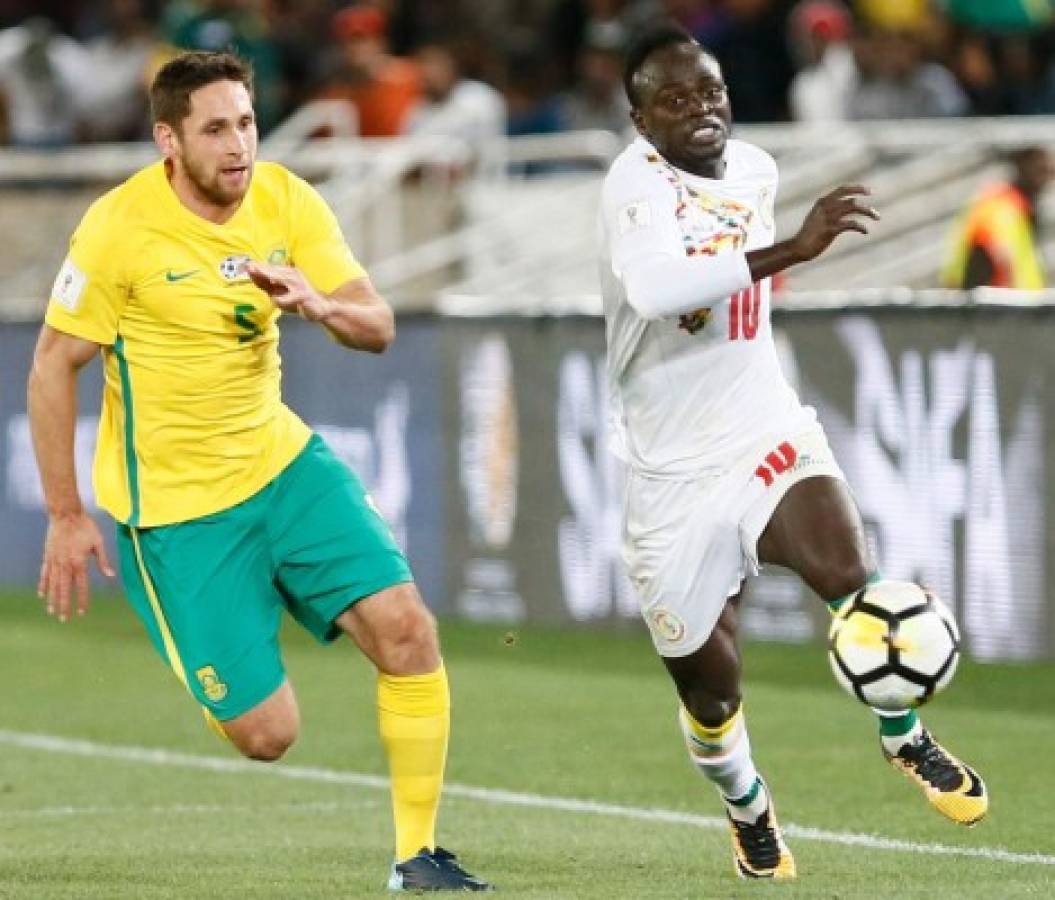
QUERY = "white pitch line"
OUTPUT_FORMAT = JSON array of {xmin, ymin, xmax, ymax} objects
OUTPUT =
[
  {"xmin": 1, "ymin": 729, "xmax": 1052, "ymax": 868},
  {"xmin": 0, "ymin": 800, "xmax": 376, "ymax": 820}
]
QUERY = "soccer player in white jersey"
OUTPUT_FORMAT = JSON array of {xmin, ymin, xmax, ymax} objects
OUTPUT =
[{"xmin": 600, "ymin": 24, "xmax": 988, "ymax": 880}]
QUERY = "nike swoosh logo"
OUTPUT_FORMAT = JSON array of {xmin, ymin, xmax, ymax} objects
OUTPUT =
[
  {"xmin": 961, "ymin": 767, "xmax": 985, "ymax": 797},
  {"xmin": 165, "ymin": 269, "xmax": 199, "ymax": 282}
]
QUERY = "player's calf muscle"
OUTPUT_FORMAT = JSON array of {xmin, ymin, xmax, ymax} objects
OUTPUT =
[
  {"xmin": 811, "ymin": 558, "xmax": 871, "ymax": 603},
  {"xmin": 664, "ymin": 635, "xmax": 743, "ymax": 726}
]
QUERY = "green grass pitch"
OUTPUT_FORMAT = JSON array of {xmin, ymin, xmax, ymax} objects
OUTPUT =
[{"xmin": 1, "ymin": 590, "xmax": 1052, "ymax": 898}]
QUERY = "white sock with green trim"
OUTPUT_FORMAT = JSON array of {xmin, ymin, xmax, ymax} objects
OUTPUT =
[
  {"xmin": 678, "ymin": 705, "xmax": 766, "ymax": 821},
  {"xmin": 827, "ymin": 571, "xmax": 883, "ymax": 615},
  {"xmin": 876, "ymin": 709, "xmax": 923, "ymax": 755}
]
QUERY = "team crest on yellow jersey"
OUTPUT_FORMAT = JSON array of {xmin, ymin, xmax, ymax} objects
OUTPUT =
[
  {"xmin": 195, "ymin": 665, "xmax": 228, "ymax": 702},
  {"xmin": 219, "ymin": 254, "xmax": 252, "ymax": 282},
  {"xmin": 267, "ymin": 246, "xmax": 288, "ymax": 265}
]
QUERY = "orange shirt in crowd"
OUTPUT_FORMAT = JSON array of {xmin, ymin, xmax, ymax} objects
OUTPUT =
[{"xmin": 319, "ymin": 58, "xmax": 422, "ymax": 137}]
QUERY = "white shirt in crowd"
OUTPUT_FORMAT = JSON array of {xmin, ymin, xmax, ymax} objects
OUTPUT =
[
  {"xmin": 790, "ymin": 43, "xmax": 857, "ymax": 122},
  {"xmin": 405, "ymin": 79, "xmax": 507, "ymax": 146},
  {"xmin": 0, "ymin": 23, "xmax": 94, "ymax": 146}
]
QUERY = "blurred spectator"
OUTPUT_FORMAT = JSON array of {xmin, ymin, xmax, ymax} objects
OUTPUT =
[
  {"xmin": 7, "ymin": 0, "xmax": 1055, "ymax": 142},
  {"xmin": 850, "ymin": 26, "xmax": 969, "ymax": 118},
  {"xmin": 0, "ymin": 2, "xmax": 87, "ymax": 33},
  {"xmin": 855, "ymin": 0, "xmax": 931, "ymax": 32},
  {"xmin": 545, "ymin": 0, "xmax": 661, "ymax": 89},
  {"xmin": 263, "ymin": 0, "xmax": 334, "ymax": 116},
  {"xmin": 80, "ymin": 0, "xmax": 157, "ymax": 142},
  {"xmin": 387, "ymin": 0, "xmax": 472, "ymax": 55},
  {"xmin": 162, "ymin": 0, "xmax": 283, "ymax": 131},
  {"xmin": 788, "ymin": 0, "xmax": 857, "ymax": 121},
  {"xmin": 503, "ymin": 39, "xmax": 564, "ymax": 135},
  {"xmin": 949, "ymin": 32, "xmax": 1003, "ymax": 115},
  {"xmin": 405, "ymin": 36, "xmax": 506, "ymax": 146},
  {"xmin": 557, "ymin": 20, "xmax": 630, "ymax": 133},
  {"xmin": 1000, "ymin": 34, "xmax": 1055, "ymax": 114},
  {"xmin": 941, "ymin": 146, "xmax": 1055, "ymax": 289},
  {"xmin": 947, "ymin": 32, "xmax": 1055, "ymax": 116},
  {"xmin": 712, "ymin": 0, "xmax": 798, "ymax": 122},
  {"xmin": 0, "ymin": 16, "xmax": 93, "ymax": 146},
  {"xmin": 662, "ymin": 0, "xmax": 731, "ymax": 46},
  {"xmin": 315, "ymin": 4, "xmax": 421, "ymax": 137},
  {"xmin": 944, "ymin": 0, "xmax": 1053, "ymax": 32}
]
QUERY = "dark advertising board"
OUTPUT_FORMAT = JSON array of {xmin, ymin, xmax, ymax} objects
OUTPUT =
[{"xmin": 2, "ymin": 308, "xmax": 1051, "ymax": 660}]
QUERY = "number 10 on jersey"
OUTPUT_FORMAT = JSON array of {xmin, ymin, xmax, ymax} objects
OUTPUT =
[{"xmin": 729, "ymin": 282, "xmax": 761, "ymax": 341}]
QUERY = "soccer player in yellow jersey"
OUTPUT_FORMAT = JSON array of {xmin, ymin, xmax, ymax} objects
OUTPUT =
[{"xmin": 27, "ymin": 51, "xmax": 491, "ymax": 893}]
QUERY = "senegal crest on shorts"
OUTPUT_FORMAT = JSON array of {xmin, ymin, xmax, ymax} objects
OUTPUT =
[
  {"xmin": 648, "ymin": 607, "xmax": 686, "ymax": 643},
  {"xmin": 195, "ymin": 665, "xmax": 228, "ymax": 702},
  {"xmin": 679, "ymin": 307, "xmax": 712, "ymax": 335}
]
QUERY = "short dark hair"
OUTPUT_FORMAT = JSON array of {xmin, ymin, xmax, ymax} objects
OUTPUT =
[
  {"xmin": 623, "ymin": 22, "xmax": 698, "ymax": 108},
  {"xmin": 150, "ymin": 51, "xmax": 254, "ymax": 128}
]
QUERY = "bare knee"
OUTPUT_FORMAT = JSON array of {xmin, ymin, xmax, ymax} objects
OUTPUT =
[
  {"xmin": 230, "ymin": 722, "xmax": 298, "ymax": 762},
  {"xmin": 221, "ymin": 681, "xmax": 300, "ymax": 761},
  {"xmin": 375, "ymin": 600, "xmax": 439, "ymax": 674}
]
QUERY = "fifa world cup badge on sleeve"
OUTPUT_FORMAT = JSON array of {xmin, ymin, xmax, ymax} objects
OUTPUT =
[
  {"xmin": 52, "ymin": 257, "xmax": 87, "ymax": 312},
  {"xmin": 618, "ymin": 200, "xmax": 652, "ymax": 235},
  {"xmin": 758, "ymin": 186, "xmax": 774, "ymax": 230}
]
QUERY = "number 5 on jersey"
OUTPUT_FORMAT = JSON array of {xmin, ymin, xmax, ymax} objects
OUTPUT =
[
  {"xmin": 233, "ymin": 303, "xmax": 262, "ymax": 342},
  {"xmin": 729, "ymin": 282, "xmax": 761, "ymax": 341}
]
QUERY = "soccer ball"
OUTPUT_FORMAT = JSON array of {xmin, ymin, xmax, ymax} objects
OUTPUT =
[{"xmin": 828, "ymin": 581, "xmax": 960, "ymax": 711}]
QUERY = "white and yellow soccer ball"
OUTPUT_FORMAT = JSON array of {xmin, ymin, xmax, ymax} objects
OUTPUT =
[{"xmin": 828, "ymin": 581, "xmax": 960, "ymax": 711}]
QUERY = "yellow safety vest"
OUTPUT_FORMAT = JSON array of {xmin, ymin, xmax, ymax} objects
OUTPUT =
[{"xmin": 941, "ymin": 184, "xmax": 1045, "ymax": 289}]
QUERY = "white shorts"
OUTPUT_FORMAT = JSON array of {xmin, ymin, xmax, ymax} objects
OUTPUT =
[{"xmin": 622, "ymin": 423, "xmax": 846, "ymax": 658}]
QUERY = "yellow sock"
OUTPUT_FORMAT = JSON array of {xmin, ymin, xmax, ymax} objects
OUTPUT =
[{"xmin": 377, "ymin": 663, "xmax": 450, "ymax": 862}]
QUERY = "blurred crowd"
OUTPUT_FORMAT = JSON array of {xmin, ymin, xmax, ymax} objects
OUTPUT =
[{"xmin": 3, "ymin": 0, "xmax": 1055, "ymax": 148}]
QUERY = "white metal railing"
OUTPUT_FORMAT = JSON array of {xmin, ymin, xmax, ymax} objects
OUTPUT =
[
  {"xmin": 734, "ymin": 116, "xmax": 1055, "ymax": 152},
  {"xmin": 3, "ymin": 116, "xmax": 1054, "ymax": 184},
  {"xmin": 5, "ymin": 116, "xmax": 1055, "ymax": 314}
]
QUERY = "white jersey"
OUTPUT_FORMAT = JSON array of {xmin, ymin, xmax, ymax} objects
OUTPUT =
[{"xmin": 599, "ymin": 136, "xmax": 813, "ymax": 477}]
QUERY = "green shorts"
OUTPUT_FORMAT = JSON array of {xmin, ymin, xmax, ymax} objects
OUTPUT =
[{"xmin": 116, "ymin": 433, "xmax": 413, "ymax": 721}]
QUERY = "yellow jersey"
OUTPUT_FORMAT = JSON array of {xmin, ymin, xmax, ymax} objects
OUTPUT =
[{"xmin": 45, "ymin": 160, "xmax": 366, "ymax": 527}]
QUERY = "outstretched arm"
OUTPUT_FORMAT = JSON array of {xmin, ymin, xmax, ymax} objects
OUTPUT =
[
  {"xmin": 245, "ymin": 263, "xmax": 395, "ymax": 352},
  {"xmin": 619, "ymin": 184, "xmax": 879, "ymax": 320},
  {"xmin": 747, "ymin": 184, "xmax": 879, "ymax": 283},
  {"xmin": 27, "ymin": 325, "xmax": 115, "ymax": 621}
]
